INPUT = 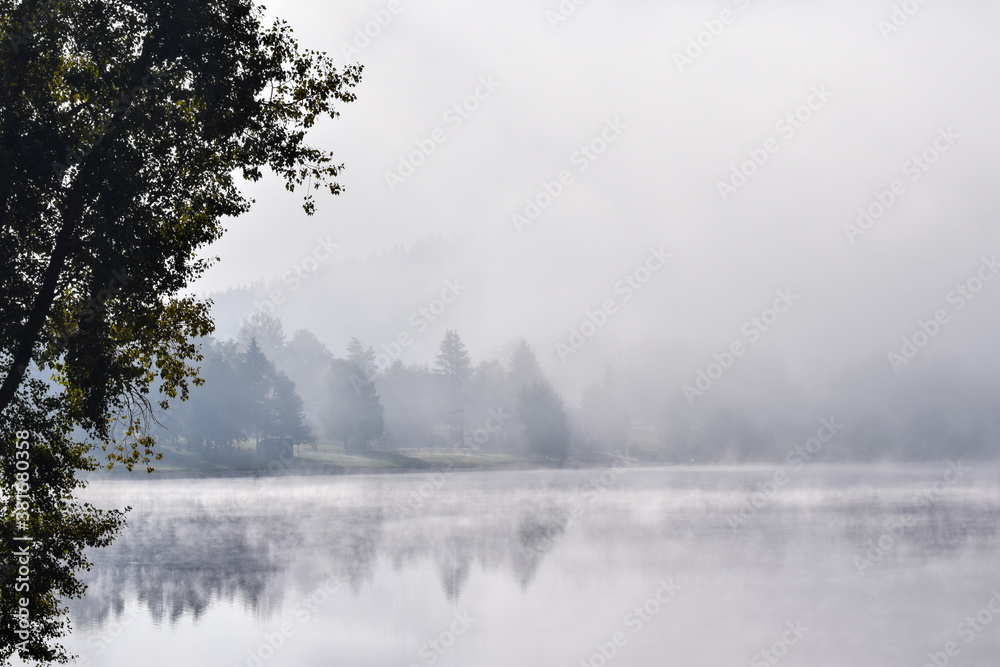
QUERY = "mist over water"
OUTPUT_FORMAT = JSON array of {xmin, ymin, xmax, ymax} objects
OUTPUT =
[
  {"xmin": 41, "ymin": 466, "xmax": 1000, "ymax": 667},
  {"xmin": 8, "ymin": 1, "xmax": 998, "ymax": 665}
]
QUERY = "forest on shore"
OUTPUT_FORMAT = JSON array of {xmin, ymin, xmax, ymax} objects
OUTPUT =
[{"xmin": 154, "ymin": 309, "xmax": 1000, "ymax": 467}]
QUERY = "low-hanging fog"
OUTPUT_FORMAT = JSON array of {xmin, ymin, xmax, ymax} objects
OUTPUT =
[{"xmin": 190, "ymin": 0, "xmax": 1000, "ymax": 459}]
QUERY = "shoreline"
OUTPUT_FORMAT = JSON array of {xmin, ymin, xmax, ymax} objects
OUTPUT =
[{"xmin": 77, "ymin": 455, "xmax": 995, "ymax": 482}]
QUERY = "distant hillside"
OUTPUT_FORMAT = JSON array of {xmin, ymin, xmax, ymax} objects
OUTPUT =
[{"xmin": 204, "ymin": 235, "xmax": 483, "ymax": 361}]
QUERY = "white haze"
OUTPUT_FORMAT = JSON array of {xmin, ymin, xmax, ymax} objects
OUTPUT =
[{"xmin": 191, "ymin": 0, "xmax": 1000, "ymax": 403}]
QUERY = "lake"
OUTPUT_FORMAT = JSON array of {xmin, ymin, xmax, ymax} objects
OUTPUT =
[{"xmin": 19, "ymin": 464, "xmax": 1000, "ymax": 667}]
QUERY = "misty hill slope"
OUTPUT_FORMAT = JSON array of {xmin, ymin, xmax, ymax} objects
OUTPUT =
[{"xmin": 206, "ymin": 236, "xmax": 483, "ymax": 363}]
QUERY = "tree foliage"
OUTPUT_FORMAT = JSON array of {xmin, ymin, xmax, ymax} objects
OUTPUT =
[
  {"xmin": 237, "ymin": 310, "xmax": 287, "ymax": 360},
  {"xmin": 508, "ymin": 338, "xmax": 543, "ymax": 392},
  {"xmin": 434, "ymin": 330, "xmax": 472, "ymax": 440},
  {"xmin": 174, "ymin": 338, "xmax": 246, "ymax": 449},
  {"xmin": 434, "ymin": 330, "xmax": 473, "ymax": 391},
  {"xmin": 0, "ymin": 0, "xmax": 360, "ymax": 661},
  {"xmin": 346, "ymin": 337, "xmax": 376, "ymax": 376},
  {"xmin": 323, "ymin": 358, "xmax": 384, "ymax": 453},
  {"xmin": 170, "ymin": 337, "xmax": 311, "ymax": 449},
  {"xmin": 280, "ymin": 329, "xmax": 333, "ymax": 442},
  {"xmin": 239, "ymin": 338, "xmax": 310, "ymax": 446},
  {"xmin": 517, "ymin": 382, "xmax": 570, "ymax": 462}
]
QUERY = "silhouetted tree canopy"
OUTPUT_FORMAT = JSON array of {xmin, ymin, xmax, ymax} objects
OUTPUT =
[{"xmin": 0, "ymin": 0, "xmax": 360, "ymax": 661}]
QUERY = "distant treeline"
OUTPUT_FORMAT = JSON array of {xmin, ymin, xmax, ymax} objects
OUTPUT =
[
  {"xmin": 159, "ymin": 311, "xmax": 586, "ymax": 461},
  {"xmin": 160, "ymin": 310, "xmax": 1000, "ymax": 463}
]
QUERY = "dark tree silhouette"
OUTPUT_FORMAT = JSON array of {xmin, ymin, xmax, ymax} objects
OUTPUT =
[{"xmin": 0, "ymin": 1, "xmax": 359, "ymax": 653}]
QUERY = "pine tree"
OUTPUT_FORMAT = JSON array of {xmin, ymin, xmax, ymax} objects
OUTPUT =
[
  {"xmin": 434, "ymin": 330, "xmax": 473, "ymax": 389},
  {"xmin": 236, "ymin": 338, "xmax": 311, "ymax": 446},
  {"xmin": 346, "ymin": 337, "xmax": 377, "ymax": 377},
  {"xmin": 434, "ymin": 330, "xmax": 473, "ymax": 442},
  {"xmin": 508, "ymin": 338, "xmax": 543, "ymax": 391},
  {"xmin": 272, "ymin": 372, "xmax": 312, "ymax": 445},
  {"xmin": 241, "ymin": 338, "xmax": 277, "ymax": 444}
]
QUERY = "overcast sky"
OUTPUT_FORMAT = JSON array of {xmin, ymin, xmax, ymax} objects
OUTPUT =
[{"xmin": 192, "ymin": 0, "xmax": 1000, "ymax": 391}]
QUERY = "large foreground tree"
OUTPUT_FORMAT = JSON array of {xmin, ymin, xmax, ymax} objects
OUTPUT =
[{"xmin": 0, "ymin": 0, "xmax": 360, "ymax": 661}]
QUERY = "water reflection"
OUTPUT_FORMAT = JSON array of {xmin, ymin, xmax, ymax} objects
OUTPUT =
[
  {"xmin": 71, "ymin": 477, "xmax": 590, "ymax": 626},
  {"xmin": 61, "ymin": 466, "xmax": 1000, "ymax": 667},
  {"xmin": 71, "ymin": 468, "xmax": 1000, "ymax": 624}
]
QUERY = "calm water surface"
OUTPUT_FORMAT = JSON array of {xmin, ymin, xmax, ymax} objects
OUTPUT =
[{"xmin": 23, "ymin": 465, "xmax": 1000, "ymax": 667}]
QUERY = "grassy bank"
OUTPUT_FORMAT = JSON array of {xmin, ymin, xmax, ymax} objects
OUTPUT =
[{"xmin": 84, "ymin": 441, "xmax": 591, "ymax": 478}]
